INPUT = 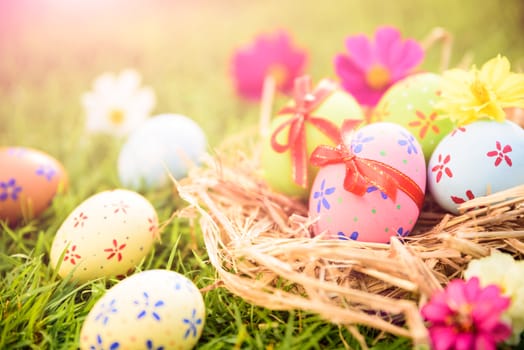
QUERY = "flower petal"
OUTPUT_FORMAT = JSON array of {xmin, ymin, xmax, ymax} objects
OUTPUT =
[
  {"xmin": 345, "ymin": 84, "xmax": 384, "ymax": 106},
  {"xmin": 390, "ymin": 39, "xmax": 424, "ymax": 79},
  {"xmin": 497, "ymin": 73, "xmax": 524, "ymax": 105},
  {"xmin": 232, "ymin": 51, "xmax": 268, "ymax": 99},
  {"xmin": 479, "ymin": 55, "xmax": 510, "ymax": 90},
  {"xmin": 334, "ymin": 55, "xmax": 365, "ymax": 83},
  {"xmin": 490, "ymin": 321, "xmax": 512, "ymax": 342},
  {"xmin": 128, "ymin": 87, "xmax": 156, "ymax": 115},
  {"xmin": 344, "ymin": 34, "xmax": 374, "ymax": 71},
  {"xmin": 428, "ymin": 326, "xmax": 457, "ymax": 350},
  {"xmin": 118, "ymin": 69, "xmax": 141, "ymax": 92},
  {"xmin": 374, "ymin": 26, "xmax": 402, "ymax": 67},
  {"xmin": 446, "ymin": 279, "xmax": 469, "ymax": 306},
  {"xmin": 231, "ymin": 30, "xmax": 307, "ymax": 100},
  {"xmin": 93, "ymin": 72, "xmax": 117, "ymax": 96},
  {"xmin": 454, "ymin": 333, "xmax": 474, "ymax": 350},
  {"xmin": 474, "ymin": 333, "xmax": 496, "ymax": 350},
  {"xmin": 335, "ymin": 54, "xmax": 386, "ymax": 106},
  {"xmin": 464, "ymin": 251, "xmax": 515, "ymax": 286},
  {"xmin": 421, "ymin": 299, "xmax": 452, "ymax": 323},
  {"xmin": 480, "ymin": 101, "xmax": 506, "ymax": 121}
]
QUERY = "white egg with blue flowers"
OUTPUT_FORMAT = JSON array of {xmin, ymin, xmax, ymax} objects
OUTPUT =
[{"xmin": 80, "ymin": 269, "xmax": 205, "ymax": 350}]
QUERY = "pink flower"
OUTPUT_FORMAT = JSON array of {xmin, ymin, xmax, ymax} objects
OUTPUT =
[
  {"xmin": 421, "ymin": 277, "xmax": 511, "ymax": 350},
  {"xmin": 334, "ymin": 26, "xmax": 424, "ymax": 107},
  {"xmin": 231, "ymin": 30, "xmax": 307, "ymax": 101}
]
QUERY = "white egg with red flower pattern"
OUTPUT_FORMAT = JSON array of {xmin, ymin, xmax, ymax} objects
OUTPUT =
[
  {"xmin": 50, "ymin": 189, "xmax": 159, "ymax": 282},
  {"xmin": 80, "ymin": 269, "xmax": 205, "ymax": 350},
  {"xmin": 428, "ymin": 120, "xmax": 524, "ymax": 214},
  {"xmin": 309, "ymin": 122, "xmax": 426, "ymax": 243}
]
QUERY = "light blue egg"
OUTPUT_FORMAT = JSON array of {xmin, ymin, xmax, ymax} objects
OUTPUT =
[
  {"xmin": 428, "ymin": 120, "xmax": 524, "ymax": 213},
  {"xmin": 118, "ymin": 114, "xmax": 207, "ymax": 190}
]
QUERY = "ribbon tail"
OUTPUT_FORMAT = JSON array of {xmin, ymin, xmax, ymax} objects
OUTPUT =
[
  {"xmin": 343, "ymin": 161, "xmax": 369, "ymax": 196},
  {"xmin": 270, "ymin": 116, "xmax": 298, "ymax": 153},
  {"xmin": 356, "ymin": 160, "xmax": 399, "ymax": 202},
  {"xmin": 341, "ymin": 119, "xmax": 364, "ymax": 142},
  {"xmin": 309, "ymin": 117, "xmax": 342, "ymax": 144},
  {"xmin": 290, "ymin": 121, "xmax": 308, "ymax": 188},
  {"xmin": 278, "ymin": 106, "xmax": 297, "ymax": 116},
  {"xmin": 384, "ymin": 165, "xmax": 425, "ymax": 211},
  {"xmin": 357, "ymin": 159, "xmax": 425, "ymax": 211}
]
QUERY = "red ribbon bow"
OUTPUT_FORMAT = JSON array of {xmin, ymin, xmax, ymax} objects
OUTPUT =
[
  {"xmin": 310, "ymin": 120, "xmax": 425, "ymax": 211},
  {"xmin": 270, "ymin": 76, "xmax": 340, "ymax": 188}
]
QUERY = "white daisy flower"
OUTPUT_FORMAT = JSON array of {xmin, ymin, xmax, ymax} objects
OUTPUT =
[
  {"xmin": 464, "ymin": 251, "xmax": 524, "ymax": 344},
  {"xmin": 82, "ymin": 69, "xmax": 156, "ymax": 137}
]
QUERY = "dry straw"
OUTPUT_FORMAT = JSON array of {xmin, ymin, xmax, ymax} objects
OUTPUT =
[
  {"xmin": 177, "ymin": 134, "xmax": 524, "ymax": 348},
  {"xmin": 175, "ymin": 29, "xmax": 524, "ymax": 348}
]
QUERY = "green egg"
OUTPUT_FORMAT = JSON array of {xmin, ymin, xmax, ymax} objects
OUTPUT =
[
  {"xmin": 372, "ymin": 73, "xmax": 455, "ymax": 160},
  {"xmin": 261, "ymin": 89, "xmax": 364, "ymax": 200}
]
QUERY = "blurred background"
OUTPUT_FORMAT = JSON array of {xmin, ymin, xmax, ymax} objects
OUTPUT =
[{"xmin": 1, "ymin": 0, "xmax": 523, "ymax": 150}]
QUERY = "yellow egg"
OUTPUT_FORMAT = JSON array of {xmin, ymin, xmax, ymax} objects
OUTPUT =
[
  {"xmin": 50, "ymin": 189, "xmax": 159, "ymax": 282},
  {"xmin": 80, "ymin": 270, "xmax": 205, "ymax": 350}
]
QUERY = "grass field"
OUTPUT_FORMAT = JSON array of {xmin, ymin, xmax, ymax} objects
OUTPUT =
[{"xmin": 1, "ymin": 0, "xmax": 523, "ymax": 348}]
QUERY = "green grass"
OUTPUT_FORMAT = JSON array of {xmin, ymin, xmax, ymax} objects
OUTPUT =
[{"xmin": 1, "ymin": 0, "xmax": 524, "ymax": 348}]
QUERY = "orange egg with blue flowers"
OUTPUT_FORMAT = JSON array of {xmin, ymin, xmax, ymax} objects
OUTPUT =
[{"xmin": 0, "ymin": 147, "xmax": 68, "ymax": 224}]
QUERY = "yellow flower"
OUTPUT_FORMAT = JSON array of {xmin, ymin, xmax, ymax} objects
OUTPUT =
[
  {"xmin": 464, "ymin": 251, "xmax": 524, "ymax": 344},
  {"xmin": 437, "ymin": 55, "xmax": 524, "ymax": 126}
]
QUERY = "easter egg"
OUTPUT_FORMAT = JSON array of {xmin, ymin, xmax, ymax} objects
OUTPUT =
[
  {"xmin": 261, "ymin": 81, "xmax": 364, "ymax": 199},
  {"xmin": 50, "ymin": 189, "xmax": 159, "ymax": 282},
  {"xmin": 80, "ymin": 269, "xmax": 205, "ymax": 350},
  {"xmin": 0, "ymin": 146, "xmax": 68, "ymax": 224},
  {"xmin": 309, "ymin": 122, "xmax": 426, "ymax": 243},
  {"xmin": 428, "ymin": 120, "xmax": 524, "ymax": 214},
  {"xmin": 372, "ymin": 73, "xmax": 454, "ymax": 160},
  {"xmin": 118, "ymin": 114, "xmax": 207, "ymax": 190}
]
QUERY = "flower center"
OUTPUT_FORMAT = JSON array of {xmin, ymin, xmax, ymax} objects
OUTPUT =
[
  {"xmin": 470, "ymin": 79, "xmax": 491, "ymax": 104},
  {"xmin": 267, "ymin": 64, "xmax": 288, "ymax": 87},
  {"xmin": 109, "ymin": 109, "xmax": 125, "ymax": 125},
  {"xmin": 365, "ymin": 64, "xmax": 391, "ymax": 90},
  {"xmin": 446, "ymin": 303, "xmax": 475, "ymax": 333}
]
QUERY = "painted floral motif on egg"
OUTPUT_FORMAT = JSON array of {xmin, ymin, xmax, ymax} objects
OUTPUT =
[
  {"xmin": 372, "ymin": 73, "xmax": 455, "ymax": 160},
  {"xmin": 50, "ymin": 189, "xmax": 159, "ymax": 282},
  {"xmin": 80, "ymin": 270, "xmax": 205, "ymax": 350},
  {"xmin": 428, "ymin": 120, "xmax": 524, "ymax": 214},
  {"xmin": 309, "ymin": 122, "xmax": 426, "ymax": 243}
]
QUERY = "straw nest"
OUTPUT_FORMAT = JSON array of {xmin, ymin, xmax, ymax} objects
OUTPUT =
[{"xmin": 175, "ymin": 128, "xmax": 524, "ymax": 348}]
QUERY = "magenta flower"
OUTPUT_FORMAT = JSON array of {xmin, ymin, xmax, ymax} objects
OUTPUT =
[
  {"xmin": 421, "ymin": 277, "xmax": 511, "ymax": 350},
  {"xmin": 231, "ymin": 30, "xmax": 307, "ymax": 101},
  {"xmin": 334, "ymin": 26, "xmax": 424, "ymax": 107}
]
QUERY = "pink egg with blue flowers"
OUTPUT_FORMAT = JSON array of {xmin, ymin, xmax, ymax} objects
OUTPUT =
[{"xmin": 309, "ymin": 122, "xmax": 426, "ymax": 243}]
